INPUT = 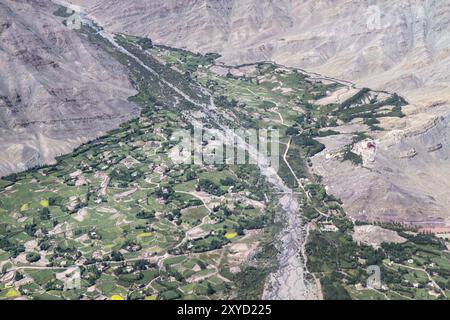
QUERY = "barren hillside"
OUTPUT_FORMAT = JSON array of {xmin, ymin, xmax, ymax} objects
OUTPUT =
[
  {"xmin": 69, "ymin": 0, "xmax": 450, "ymax": 104},
  {"xmin": 0, "ymin": 0, "xmax": 138, "ymax": 176}
]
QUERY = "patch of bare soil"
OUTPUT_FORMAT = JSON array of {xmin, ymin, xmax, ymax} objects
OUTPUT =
[{"xmin": 352, "ymin": 225, "xmax": 407, "ymax": 249}]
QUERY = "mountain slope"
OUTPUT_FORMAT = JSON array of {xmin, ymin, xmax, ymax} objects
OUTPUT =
[
  {"xmin": 69, "ymin": 0, "xmax": 450, "ymax": 104},
  {"xmin": 0, "ymin": 0, "xmax": 139, "ymax": 176}
]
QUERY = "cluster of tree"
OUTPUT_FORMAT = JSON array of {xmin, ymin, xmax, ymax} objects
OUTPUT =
[
  {"xmin": 219, "ymin": 177, "xmax": 236, "ymax": 187},
  {"xmin": 343, "ymin": 149, "xmax": 363, "ymax": 166},
  {"xmin": 305, "ymin": 184, "xmax": 328, "ymax": 202},
  {"xmin": 334, "ymin": 90, "xmax": 406, "ymax": 124},
  {"xmin": 40, "ymin": 207, "xmax": 51, "ymax": 221},
  {"xmin": 286, "ymin": 127, "xmax": 300, "ymax": 136},
  {"xmin": 214, "ymin": 95, "xmax": 238, "ymax": 109},
  {"xmin": 155, "ymin": 186, "xmax": 175, "ymax": 202},
  {"xmin": 407, "ymin": 234, "xmax": 445, "ymax": 248},
  {"xmin": 53, "ymin": 6, "xmax": 74, "ymax": 18},
  {"xmin": 82, "ymin": 265, "xmax": 102, "ymax": 286},
  {"xmin": 185, "ymin": 169, "xmax": 198, "ymax": 181},
  {"xmin": 237, "ymin": 215, "xmax": 267, "ymax": 231},
  {"xmin": 306, "ymin": 230, "xmax": 359, "ymax": 273},
  {"xmin": 190, "ymin": 236, "xmax": 227, "ymax": 253},
  {"xmin": 45, "ymin": 279, "xmax": 64, "ymax": 291},
  {"xmin": 0, "ymin": 237, "xmax": 25, "ymax": 258},
  {"xmin": 134, "ymin": 259, "xmax": 157, "ymax": 271},
  {"xmin": 160, "ymin": 289, "xmax": 181, "ymax": 300},
  {"xmin": 166, "ymin": 208, "xmax": 182, "ymax": 225},
  {"xmin": 293, "ymin": 134, "xmax": 325, "ymax": 157},
  {"xmin": 339, "ymin": 88, "xmax": 371, "ymax": 110},
  {"xmin": 198, "ymin": 179, "xmax": 225, "ymax": 196},
  {"xmin": 24, "ymin": 224, "xmax": 38, "ymax": 237},
  {"xmin": 137, "ymin": 38, "xmax": 153, "ymax": 50},
  {"xmin": 316, "ymin": 129, "xmax": 340, "ymax": 137},
  {"xmin": 136, "ymin": 210, "xmax": 155, "ymax": 219},
  {"xmin": 111, "ymin": 251, "xmax": 124, "ymax": 262},
  {"xmin": 302, "ymin": 204, "xmax": 320, "ymax": 220},
  {"xmin": 166, "ymin": 265, "xmax": 185, "ymax": 283},
  {"xmin": 233, "ymin": 264, "xmax": 273, "ymax": 300},
  {"xmin": 2, "ymin": 173, "xmax": 18, "ymax": 183},
  {"xmin": 383, "ymin": 93, "xmax": 408, "ymax": 108},
  {"xmin": 122, "ymin": 240, "xmax": 142, "ymax": 253},
  {"xmin": 380, "ymin": 242, "xmax": 415, "ymax": 264},
  {"xmin": 110, "ymin": 167, "xmax": 143, "ymax": 183},
  {"xmin": 321, "ymin": 276, "xmax": 351, "ymax": 300}
]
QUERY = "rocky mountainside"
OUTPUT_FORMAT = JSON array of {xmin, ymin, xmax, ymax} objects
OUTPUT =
[
  {"xmin": 69, "ymin": 0, "xmax": 450, "ymax": 105},
  {"xmin": 312, "ymin": 104, "xmax": 450, "ymax": 228},
  {"xmin": 0, "ymin": 0, "xmax": 139, "ymax": 176}
]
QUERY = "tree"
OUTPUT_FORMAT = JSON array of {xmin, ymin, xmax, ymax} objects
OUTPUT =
[
  {"xmin": 210, "ymin": 239, "xmax": 221, "ymax": 250},
  {"xmin": 26, "ymin": 252, "xmax": 41, "ymax": 263},
  {"xmin": 111, "ymin": 251, "xmax": 124, "ymax": 262},
  {"xmin": 220, "ymin": 177, "xmax": 235, "ymax": 186},
  {"xmin": 185, "ymin": 170, "xmax": 197, "ymax": 181},
  {"xmin": 137, "ymin": 38, "xmax": 153, "ymax": 50},
  {"xmin": 136, "ymin": 210, "xmax": 155, "ymax": 219},
  {"xmin": 40, "ymin": 207, "xmax": 51, "ymax": 220},
  {"xmin": 14, "ymin": 272, "xmax": 24, "ymax": 281},
  {"xmin": 197, "ymin": 260, "xmax": 207, "ymax": 270},
  {"xmin": 286, "ymin": 127, "xmax": 299, "ymax": 136},
  {"xmin": 321, "ymin": 277, "xmax": 351, "ymax": 300},
  {"xmin": 24, "ymin": 224, "xmax": 37, "ymax": 236},
  {"xmin": 207, "ymin": 283, "xmax": 216, "ymax": 295},
  {"xmin": 134, "ymin": 259, "xmax": 155, "ymax": 271},
  {"xmin": 48, "ymin": 197, "xmax": 57, "ymax": 206}
]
